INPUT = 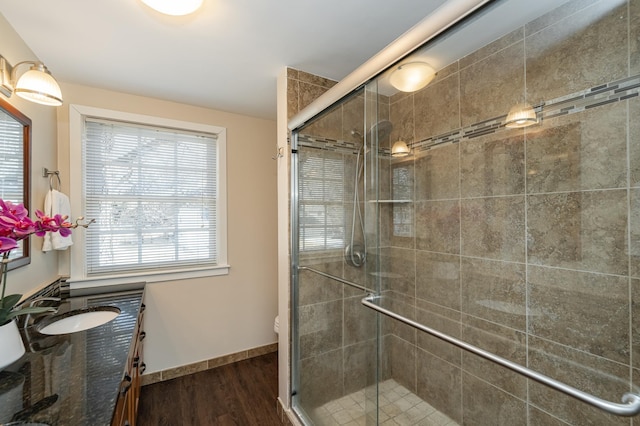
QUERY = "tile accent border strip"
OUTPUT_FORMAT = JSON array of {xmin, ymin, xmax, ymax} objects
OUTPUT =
[
  {"xmin": 140, "ymin": 342, "xmax": 278, "ymax": 386},
  {"xmin": 298, "ymin": 74, "xmax": 640, "ymax": 156}
]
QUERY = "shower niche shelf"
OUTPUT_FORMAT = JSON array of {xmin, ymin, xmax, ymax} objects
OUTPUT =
[{"xmin": 368, "ymin": 199, "xmax": 412, "ymax": 203}]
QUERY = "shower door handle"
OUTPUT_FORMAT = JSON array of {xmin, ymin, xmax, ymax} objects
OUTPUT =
[{"xmin": 361, "ymin": 295, "xmax": 640, "ymax": 417}]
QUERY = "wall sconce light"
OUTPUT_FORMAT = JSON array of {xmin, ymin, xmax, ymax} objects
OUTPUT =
[
  {"xmin": 391, "ymin": 141, "xmax": 410, "ymax": 157},
  {"xmin": 140, "ymin": 0, "xmax": 203, "ymax": 15},
  {"xmin": 0, "ymin": 55, "xmax": 63, "ymax": 106},
  {"xmin": 504, "ymin": 103, "xmax": 538, "ymax": 128},
  {"xmin": 389, "ymin": 62, "xmax": 436, "ymax": 93}
]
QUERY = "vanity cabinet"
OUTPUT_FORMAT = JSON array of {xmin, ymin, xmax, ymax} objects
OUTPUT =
[{"xmin": 112, "ymin": 301, "xmax": 145, "ymax": 426}]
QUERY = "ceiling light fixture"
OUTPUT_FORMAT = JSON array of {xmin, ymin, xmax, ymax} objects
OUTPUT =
[
  {"xmin": 140, "ymin": 0, "xmax": 203, "ymax": 16},
  {"xmin": 391, "ymin": 141, "xmax": 410, "ymax": 157},
  {"xmin": 389, "ymin": 62, "xmax": 436, "ymax": 93},
  {"xmin": 504, "ymin": 103, "xmax": 538, "ymax": 128},
  {"xmin": 0, "ymin": 55, "xmax": 63, "ymax": 106}
]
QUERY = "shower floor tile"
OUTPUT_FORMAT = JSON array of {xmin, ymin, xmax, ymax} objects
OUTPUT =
[{"xmin": 311, "ymin": 379, "xmax": 458, "ymax": 426}]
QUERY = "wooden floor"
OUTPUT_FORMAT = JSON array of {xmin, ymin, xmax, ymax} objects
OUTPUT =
[{"xmin": 137, "ymin": 351, "xmax": 282, "ymax": 426}]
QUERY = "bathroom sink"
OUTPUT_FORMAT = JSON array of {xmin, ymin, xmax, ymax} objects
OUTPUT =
[{"xmin": 36, "ymin": 306, "xmax": 120, "ymax": 335}]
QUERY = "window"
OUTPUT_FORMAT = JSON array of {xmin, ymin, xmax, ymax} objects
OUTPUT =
[
  {"xmin": 392, "ymin": 165, "xmax": 413, "ymax": 237},
  {"xmin": 0, "ymin": 98, "xmax": 31, "ymax": 269},
  {"xmin": 69, "ymin": 105, "xmax": 228, "ymax": 285},
  {"xmin": 298, "ymin": 150, "xmax": 345, "ymax": 251}
]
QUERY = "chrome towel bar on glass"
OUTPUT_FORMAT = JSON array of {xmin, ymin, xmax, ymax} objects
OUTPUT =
[{"xmin": 361, "ymin": 295, "xmax": 640, "ymax": 417}]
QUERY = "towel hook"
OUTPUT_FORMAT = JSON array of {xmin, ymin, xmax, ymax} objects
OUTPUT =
[
  {"xmin": 42, "ymin": 167, "xmax": 61, "ymax": 191},
  {"xmin": 272, "ymin": 146, "xmax": 284, "ymax": 160}
]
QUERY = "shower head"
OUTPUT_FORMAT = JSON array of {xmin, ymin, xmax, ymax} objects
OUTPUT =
[{"xmin": 367, "ymin": 120, "xmax": 393, "ymax": 142}]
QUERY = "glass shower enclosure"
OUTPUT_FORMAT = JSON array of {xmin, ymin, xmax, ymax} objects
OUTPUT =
[{"xmin": 290, "ymin": 0, "xmax": 640, "ymax": 424}]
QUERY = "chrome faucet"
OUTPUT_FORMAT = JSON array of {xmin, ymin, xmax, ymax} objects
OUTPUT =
[{"xmin": 22, "ymin": 296, "xmax": 60, "ymax": 328}]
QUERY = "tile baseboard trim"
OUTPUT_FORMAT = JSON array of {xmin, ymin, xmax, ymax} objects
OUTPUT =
[{"xmin": 140, "ymin": 342, "xmax": 278, "ymax": 386}]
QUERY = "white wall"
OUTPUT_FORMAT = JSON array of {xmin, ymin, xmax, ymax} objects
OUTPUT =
[
  {"xmin": 2, "ymin": 8, "xmax": 278, "ymax": 376},
  {"xmin": 276, "ymin": 69, "xmax": 291, "ymax": 408},
  {"xmin": 0, "ymin": 14, "xmax": 61, "ymax": 298},
  {"xmin": 55, "ymin": 83, "xmax": 278, "ymax": 373}
]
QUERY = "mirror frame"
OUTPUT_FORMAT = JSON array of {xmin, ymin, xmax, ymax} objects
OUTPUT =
[{"xmin": 0, "ymin": 97, "xmax": 32, "ymax": 270}]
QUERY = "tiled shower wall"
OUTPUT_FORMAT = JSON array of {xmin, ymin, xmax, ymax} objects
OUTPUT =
[{"xmin": 379, "ymin": 0, "xmax": 640, "ymax": 425}]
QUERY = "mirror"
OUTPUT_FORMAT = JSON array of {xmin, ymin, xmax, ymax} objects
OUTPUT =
[{"xmin": 0, "ymin": 97, "xmax": 31, "ymax": 270}]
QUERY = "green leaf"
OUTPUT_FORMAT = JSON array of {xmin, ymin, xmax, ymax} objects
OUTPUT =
[
  {"xmin": 6, "ymin": 306, "xmax": 57, "ymax": 321},
  {"xmin": 0, "ymin": 294, "xmax": 22, "ymax": 310}
]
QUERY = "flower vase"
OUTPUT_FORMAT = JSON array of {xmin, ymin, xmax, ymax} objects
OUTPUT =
[{"xmin": 0, "ymin": 320, "xmax": 25, "ymax": 370}]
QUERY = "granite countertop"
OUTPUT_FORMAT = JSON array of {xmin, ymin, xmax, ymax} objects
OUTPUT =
[{"xmin": 0, "ymin": 283, "xmax": 145, "ymax": 426}]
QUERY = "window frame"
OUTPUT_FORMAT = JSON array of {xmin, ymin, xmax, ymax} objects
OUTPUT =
[
  {"xmin": 0, "ymin": 98, "xmax": 31, "ymax": 270},
  {"xmin": 69, "ymin": 104, "xmax": 228, "ymax": 287}
]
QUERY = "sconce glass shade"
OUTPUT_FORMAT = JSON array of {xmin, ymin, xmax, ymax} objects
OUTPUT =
[
  {"xmin": 391, "ymin": 141, "xmax": 410, "ymax": 157},
  {"xmin": 14, "ymin": 63, "xmax": 63, "ymax": 106},
  {"xmin": 504, "ymin": 103, "xmax": 537, "ymax": 128},
  {"xmin": 140, "ymin": 0, "xmax": 203, "ymax": 15},
  {"xmin": 389, "ymin": 62, "xmax": 436, "ymax": 93}
]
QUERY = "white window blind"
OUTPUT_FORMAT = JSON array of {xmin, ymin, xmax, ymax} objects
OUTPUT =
[
  {"xmin": 298, "ymin": 150, "xmax": 345, "ymax": 251},
  {"xmin": 83, "ymin": 118, "xmax": 219, "ymax": 275},
  {"xmin": 0, "ymin": 109, "xmax": 26, "ymax": 260}
]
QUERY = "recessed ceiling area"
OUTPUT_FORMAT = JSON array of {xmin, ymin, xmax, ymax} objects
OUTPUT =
[{"xmin": 0, "ymin": 0, "xmax": 449, "ymax": 120}]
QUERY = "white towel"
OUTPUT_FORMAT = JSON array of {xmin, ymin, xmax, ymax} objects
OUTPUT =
[{"xmin": 42, "ymin": 189, "xmax": 73, "ymax": 252}]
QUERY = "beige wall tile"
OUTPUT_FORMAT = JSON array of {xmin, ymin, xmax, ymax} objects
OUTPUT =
[
  {"xmin": 389, "ymin": 334, "xmax": 417, "ymax": 393},
  {"xmin": 299, "ymin": 349, "xmax": 344, "ymax": 407},
  {"xmin": 527, "ymin": 190, "xmax": 628, "ymax": 275},
  {"xmin": 524, "ymin": 0, "xmax": 600, "ymax": 35},
  {"xmin": 528, "ymin": 265, "xmax": 629, "ymax": 363},
  {"xmin": 631, "ymin": 0, "xmax": 640, "ymax": 74},
  {"xmin": 526, "ymin": 0, "xmax": 628, "ymax": 105},
  {"xmin": 416, "ymin": 298, "xmax": 462, "ymax": 366},
  {"xmin": 526, "ymin": 102, "xmax": 627, "ymax": 193},
  {"xmin": 298, "ymin": 266, "xmax": 344, "ymax": 306},
  {"xmin": 287, "ymin": 77, "xmax": 299, "ymax": 119},
  {"xmin": 461, "ymin": 315, "xmax": 527, "ymax": 400},
  {"xmin": 460, "ymin": 27, "xmax": 524, "ymax": 69},
  {"xmin": 460, "ymin": 196, "xmax": 526, "ymax": 262},
  {"xmin": 632, "ymin": 278, "xmax": 640, "ymax": 369},
  {"xmin": 414, "ymin": 73, "xmax": 460, "ymax": 140},
  {"xmin": 342, "ymin": 92, "xmax": 365, "ymax": 144},
  {"xmin": 343, "ymin": 339, "xmax": 377, "ymax": 395},
  {"xmin": 379, "ymin": 247, "xmax": 415, "ymax": 297},
  {"xmin": 632, "ymin": 189, "xmax": 640, "ymax": 278},
  {"xmin": 383, "ymin": 292, "xmax": 417, "ymax": 345},
  {"xmin": 297, "ymin": 70, "xmax": 338, "ymax": 89},
  {"xmin": 416, "ymin": 251, "xmax": 461, "ymax": 310},
  {"xmin": 460, "ymin": 41, "xmax": 525, "ymax": 126},
  {"xmin": 299, "ymin": 299, "xmax": 343, "ymax": 359},
  {"xmin": 416, "ymin": 200, "xmax": 460, "ymax": 254},
  {"xmin": 303, "ymin": 105, "xmax": 342, "ymax": 141},
  {"xmin": 432, "ymin": 61, "xmax": 459, "ymax": 83},
  {"xmin": 462, "ymin": 372, "xmax": 527, "ymax": 426},
  {"xmin": 527, "ymin": 335, "xmax": 629, "ymax": 425},
  {"xmin": 344, "ymin": 295, "xmax": 376, "ymax": 346},
  {"xmin": 414, "ymin": 143, "xmax": 460, "ymax": 201},
  {"xmin": 416, "ymin": 348, "xmax": 463, "ymax": 423},
  {"xmin": 460, "ymin": 130, "xmax": 525, "ymax": 197},
  {"xmin": 390, "ymin": 94, "xmax": 415, "ymax": 144},
  {"xmin": 527, "ymin": 407, "xmax": 570, "ymax": 426},
  {"xmin": 630, "ymin": 98, "xmax": 640, "ymax": 188},
  {"xmin": 461, "ymin": 258, "xmax": 526, "ymax": 331}
]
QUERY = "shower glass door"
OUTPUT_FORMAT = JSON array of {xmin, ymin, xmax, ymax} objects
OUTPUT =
[
  {"xmin": 291, "ymin": 86, "xmax": 384, "ymax": 425},
  {"xmin": 292, "ymin": 0, "xmax": 640, "ymax": 424}
]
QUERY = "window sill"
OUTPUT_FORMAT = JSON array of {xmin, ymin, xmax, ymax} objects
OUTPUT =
[{"xmin": 68, "ymin": 264, "xmax": 231, "ymax": 290}]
